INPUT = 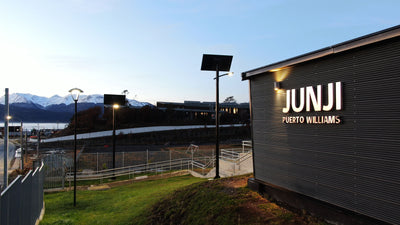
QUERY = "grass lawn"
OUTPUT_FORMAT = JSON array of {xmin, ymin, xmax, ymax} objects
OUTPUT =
[{"xmin": 40, "ymin": 175, "xmax": 204, "ymax": 225}]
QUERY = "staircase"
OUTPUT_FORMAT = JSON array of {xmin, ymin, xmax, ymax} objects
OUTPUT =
[{"xmin": 190, "ymin": 141, "xmax": 253, "ymax": 178}]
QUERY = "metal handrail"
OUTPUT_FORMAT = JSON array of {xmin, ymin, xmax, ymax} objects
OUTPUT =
[
  {"xmin": 220, "ymin": 148, "xmax": 251, "ymax": 161},
  {"xmin": 66, "ymin": 157, "xmax": 214, "ymax": 181},
  {"xmin": 238, "ymin": 152, "xmax": 252, "ymax": 163},
  {"xmin": 192, "ymin": 161, "xmax": 206, "ymax": 169},
  {"xmin": 242, "ymin": 140, "xmax": 252, "ymax": 148}
]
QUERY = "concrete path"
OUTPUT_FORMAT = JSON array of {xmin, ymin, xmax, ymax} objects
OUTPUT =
[{"xmin": 190, "ymin": 153, "xmax": 253, "ymax": 178}]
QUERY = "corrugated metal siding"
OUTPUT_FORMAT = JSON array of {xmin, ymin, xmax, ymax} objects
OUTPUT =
[{"xmin": 250, "ymin": 37, "xmax": 400, "ymax": 224}]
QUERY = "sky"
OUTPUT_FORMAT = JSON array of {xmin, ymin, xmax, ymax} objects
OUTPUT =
[{"xmin": 1, "ymin": 0, "xmax": 399, "ymax": 105}]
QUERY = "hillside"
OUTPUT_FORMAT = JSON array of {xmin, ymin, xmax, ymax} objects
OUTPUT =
[
  {"xmin": 146, "ymin": 176, "xmax": 325, "ymax": 225},
  {"xmin": 41, "ymin": 174, "xmax": 325, "ymax": 225}
]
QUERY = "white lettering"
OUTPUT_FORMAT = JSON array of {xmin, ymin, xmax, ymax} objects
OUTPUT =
[
  {"xmin": 322, "ymin": 83, "xmax": 334, "ymax": 111},
  {"xmin": 282, "ymin": 90, "xmax": 291, "ymax": 113},
  {"xmin": 306, "ymin": 85, "xmax": 322, "ymax": 111},
  {"xmin": 283, "ymin": 82, "xmax": 342, "ymax": 113},
  {"xmin": 291, "ymin": 88, "xmax": 305, "ymax": 112},
  {"xmin": 336, "ymin": 82, "xmax": 342, "ymax": 110}
]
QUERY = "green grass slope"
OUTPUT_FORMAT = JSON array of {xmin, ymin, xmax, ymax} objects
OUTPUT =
[
  {"xmin": 146, "ymin": 176, "xmax": 325, "ymax": 225},
  {"xmin": 41, "ymin": 175, "xmax": 325, "ymax": 225},
  {"xmin": 41, "ymin": 175, "xmax": 204, "ymax": 225}
]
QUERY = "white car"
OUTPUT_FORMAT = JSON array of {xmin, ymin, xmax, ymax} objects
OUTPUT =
[{"xmin": 15, "ymin": 148, "xmax": 22, "ymax": 158}]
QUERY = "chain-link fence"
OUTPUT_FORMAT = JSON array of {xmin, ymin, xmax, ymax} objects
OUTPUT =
[
  {"xmin": 77, "ymin": 148, "xmax": 214, "ymax": 172},
  {"xmin": 42, "ymin": 147, "xmax": 215, "ymax": 190},
  {"xmin": 43, "ymin": 154, "xmax": 72, "ymax": 189}
]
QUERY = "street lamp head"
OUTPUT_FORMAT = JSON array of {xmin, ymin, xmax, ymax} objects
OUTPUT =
[
  {"xmin": 69, "ymin": 88, "xmax": 84, "ymax": 101},
  {"xmin": 224, "ymin": 72, "xmax": 234, "ymax": 77},
  {"xmin": 113, "ymin": 104, "xmax": 120, "ymax": 109},
  {"xmin": 214, "ymin": 72, "xmax": 234, "ymax": 80},
  {"xmin": 6, "ymin": 115, "xmax": 12, "ymax": 120}
]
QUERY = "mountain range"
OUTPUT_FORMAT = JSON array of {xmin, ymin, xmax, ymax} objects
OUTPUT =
[{"xmin": 0, "ymin": 93, "xmax": 152, "ymax": 123}]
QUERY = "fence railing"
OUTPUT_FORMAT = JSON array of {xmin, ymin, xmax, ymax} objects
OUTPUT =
[
  {"xmin": 242, "ymin": 140, "xmax": 252, "ymax": 152},
  {"xmin": 65, "ymin": 156, "xmax": 214, "ymax": 183},
  {"xmin": 238, "ymin": 152, "xmax": 252, "ymax": 164},
  {"xmin": 220, "ymin": 148, "xmax": 251, "ymax": 162},
  {"xmin": 43, "ymin": 141, "xmax": 252, "ymax": 188},
  {"xmin": 1, "ymin": 162, "xmax": 45, "ymax": 225}
]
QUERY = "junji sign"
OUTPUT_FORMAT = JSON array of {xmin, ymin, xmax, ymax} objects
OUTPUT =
[{"xmin": 281, "ymin": 82, "xmax": 342, "ymax": 124}]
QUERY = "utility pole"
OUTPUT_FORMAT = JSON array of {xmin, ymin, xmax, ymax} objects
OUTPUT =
[
  {"xmin": 20, "ymin": 121, "xmax": 23, "ymax": 170},
  {"xmin": 25, "ymin": 130, "xmax": 28, "ymax": 169},
  {"xmin": 3, "ymin": 88, "xmax": 9, "ymax": 188},
  {"xmin": 37, "ymin": 124, "xmax": 40, "ymax": 159}
]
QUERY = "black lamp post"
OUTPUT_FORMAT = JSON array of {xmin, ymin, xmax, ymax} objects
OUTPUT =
[
  {"xmin": 69, "ymin": 88, "xmax": 83, "ymax": 207},
  {"xmin": 3, "ymin": 88, "xmax": 10, "ymax": 189},
  {"xmin": 201, "ymin": 54, "xmax": 233, "ymax": 179},
  {"xmin": 103, "ymin": 94, "xmax": 125, "ymax": 180},
  {"xmin": 112, "ymin": 104, "xmax": 119, "ymax": 179}
]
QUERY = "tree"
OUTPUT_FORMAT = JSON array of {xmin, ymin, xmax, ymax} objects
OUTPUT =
[{"xmin": 223, "ymin": 96, "xmax": 236, "ymax": 103}]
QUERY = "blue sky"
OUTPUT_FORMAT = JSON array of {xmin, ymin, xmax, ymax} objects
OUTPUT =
[{"xmin": 1, "ymin": 0, "xmax": 399, "ymax": 104}]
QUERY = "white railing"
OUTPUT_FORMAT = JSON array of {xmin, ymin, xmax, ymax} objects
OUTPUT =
[
  {"xmin": 220, "ymin": 147, "xmax": 251, "ymax": 161},
  {"xmin": 220, "ymin": 148, "xmax": 242, "ymax": 161},
  {"xmin": 191, "ymin": 157, "xmax": 215, "ymax": 175},
  {"xmin": 238, "ymin": 152, "xmax": 252, "ymax": 164},
  {"xmin": 59, "ymin": 140, "xmax": 253, "ymax": 183},
  {"xmin": 242, "ymin": 140, "xmax": 252, "ymax": 152},
  {"xmin": 66, "ymin": 156, "xmax": 214, "ymax": 182}
]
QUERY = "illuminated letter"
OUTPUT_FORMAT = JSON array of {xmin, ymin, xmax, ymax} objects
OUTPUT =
[
  {"xmin": 292, "ymin": 88, "xmax": 305, "ymax": 113},
  {"xmin": 306, "ymin": 85, "xmax": 322, "ymax": 111},
  {"xmin": 336, "ymin": 82, "xmax": 342, "ymax": 110},
  {"xmin": 282, "ymin": 89, "xmax": 291, "ymax": 113},
  {"xmin": 323, "ymin": 83, "xmax": 334, "ymax": 111}
]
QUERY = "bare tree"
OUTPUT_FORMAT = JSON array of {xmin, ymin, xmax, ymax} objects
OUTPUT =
[
  {"xmin": 223, "ymin": 96, "xmax": 236, "ymax": 103},
  {"xmin": 122, "ymin": 90, "xmax": 129, "ymax": 96}
]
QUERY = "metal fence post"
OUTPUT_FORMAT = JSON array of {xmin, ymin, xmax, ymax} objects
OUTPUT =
[
  {"xmin": 62, "ymin": 161, "xmax": 65, "ymax": 189},
  {"xmin": 146, "ymin": 149, "xmax": 149, "ymax": 172},
  {"xmin": 169, "ymin": 150, "xmax": 172, "ymax": 172},
  {"xmin": 96, "ymin": 152, "xmax": 99, "ymax": 172}
]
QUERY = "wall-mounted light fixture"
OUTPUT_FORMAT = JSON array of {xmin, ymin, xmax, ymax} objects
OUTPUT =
[{"xmin": 274, "ymin": 82, "xmax": 281, "ymax": 91}]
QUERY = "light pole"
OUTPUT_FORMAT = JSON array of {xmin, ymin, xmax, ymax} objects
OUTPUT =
[
  {"xmin": 112, "ymin": 104, "xmax": 119, "ymax": 179},
  {"xmin": 69, "ymin": 88, "xmax": 83, "ymax": 207},
  {"xmin": 104, "ymin": 94, "xmax": 125, "ymax": 179},
  {"xmin": 201, "ymin": 54, "xmax": 233, "ymax": 179},
  {"xmin": 3, "ymin": 88, "xmax": 10, "ymax": 188},
  {"xmin": 20, "ymin": 121, "xmax": 23, "ymax": 170}
]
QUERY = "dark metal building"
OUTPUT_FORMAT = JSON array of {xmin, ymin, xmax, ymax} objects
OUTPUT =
[{"xmin": 242, "ymin": 25, "xmax": 400, "ymax": 224}]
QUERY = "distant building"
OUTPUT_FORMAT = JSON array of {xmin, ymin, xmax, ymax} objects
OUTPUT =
[
  {"xmin": 0, "ymin": 126, "xmax": 22, "ymax": 137},
  {"xmin": 157, "ymin": 101, "xmax": 249, "ymax": 123}
]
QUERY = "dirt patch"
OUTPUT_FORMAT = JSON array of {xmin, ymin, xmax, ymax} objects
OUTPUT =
[
  {"xmin": 220, "ymin": 176, "xmax": 249, "ymax": 188},
  {"xmin": 87, "ymin": 184, "xmax": 110, "ymax": 191}
]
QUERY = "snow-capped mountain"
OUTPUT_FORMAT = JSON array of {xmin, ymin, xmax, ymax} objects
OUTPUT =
[
  {"xmin": 0, "ymin": 93, "xmax": 151, "ymax": 108},
  {"xmin": 0, "ymin": 93, "xmax": 152, "ymax": 122}
]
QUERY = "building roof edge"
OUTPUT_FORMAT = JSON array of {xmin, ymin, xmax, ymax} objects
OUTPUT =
[{"xmin": 242, "ymin": 25, "xmax": 400, "ymax": 80}]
